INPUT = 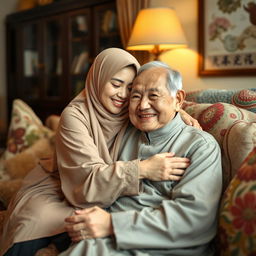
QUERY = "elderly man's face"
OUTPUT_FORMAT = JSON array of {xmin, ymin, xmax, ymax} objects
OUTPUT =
[{"xmin": 129, "ymin": 67, "xmax": 184, "ymax": 132}]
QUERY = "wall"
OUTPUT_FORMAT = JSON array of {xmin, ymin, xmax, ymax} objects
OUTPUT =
[
  {"xmin": 149, "ymin": 0, "xmax": 256, "ymax": 92},
  {"xmin": 0, "ymin": 0, "xmax": 255, "ymax": 133},
  {"xmin": 0, "ymin": 0, "xmax": 17, "ymax": 133}
]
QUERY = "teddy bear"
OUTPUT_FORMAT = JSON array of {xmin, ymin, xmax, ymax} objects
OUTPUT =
[{"xmin": 0, "ymin": 135, "xmax": 55, "ymax": 209}]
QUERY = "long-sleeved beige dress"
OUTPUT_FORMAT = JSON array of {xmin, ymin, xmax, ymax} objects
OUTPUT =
[{"xmin": 0, "ymin": 48, "xmax": 141, "ymax": 256}]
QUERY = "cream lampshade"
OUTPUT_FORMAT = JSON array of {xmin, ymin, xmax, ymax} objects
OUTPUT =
[{"xmin": 127, "ymin": 7, "xmax": 187, "ymax": 60}]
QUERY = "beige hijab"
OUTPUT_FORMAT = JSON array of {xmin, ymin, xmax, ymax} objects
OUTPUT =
[
  {"xmin": 41, "ymin": 48, "xmax": 140, "ymax": 173},
  {"xmin": 84, "ymin": 48, "xmax": 140, "ymax": 163}
]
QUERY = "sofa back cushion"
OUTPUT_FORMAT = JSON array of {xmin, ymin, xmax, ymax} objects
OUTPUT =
[
  {"xmin": 186, "ymin": 89, "xmax": 256, "ymax": 114},
  {"xmin": 182, "ymin": 101, "xmax": 256, "ymax": 190}
]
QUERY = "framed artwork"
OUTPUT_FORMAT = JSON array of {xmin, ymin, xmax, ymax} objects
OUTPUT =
[{"xmin": 198, "ymin": 0, "xmax": 256, "ymax": 76}]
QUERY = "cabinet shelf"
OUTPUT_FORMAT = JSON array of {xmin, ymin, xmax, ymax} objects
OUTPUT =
[{"xmin": 71, "ymin": 37, "xmax": 89, "ymax": 42}]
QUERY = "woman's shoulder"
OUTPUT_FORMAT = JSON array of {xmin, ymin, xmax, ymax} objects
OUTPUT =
[{"xmin": 61, "ymin": 90, "xmax": 89, "ymax": 123}]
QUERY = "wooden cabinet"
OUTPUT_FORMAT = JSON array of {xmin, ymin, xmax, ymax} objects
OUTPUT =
[{"xmin": 6, "ymin": 0, "xmax": 122, "ymax": 122}]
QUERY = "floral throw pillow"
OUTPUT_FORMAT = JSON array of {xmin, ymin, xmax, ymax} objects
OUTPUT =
[
  {"xmin": 218, "ymin": 147, "xmax": 256, "ymax": 256},
  {"xmin": 1, "ymin": 99, "xmax": 53, "ymax": 161},
  {"xmin": 232, "ymin": 89, "xmax": 256, "ymax": 113}
]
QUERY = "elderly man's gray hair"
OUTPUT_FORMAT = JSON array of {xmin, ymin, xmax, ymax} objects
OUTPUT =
[{"xmin": 138, "ymin": 61, "xmax": 182, "ymax": 97}]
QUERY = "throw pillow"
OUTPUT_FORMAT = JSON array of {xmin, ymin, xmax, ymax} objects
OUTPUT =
[
  {"xmin": 232, "ymin": 89, "xmax": 256, "ymax": 113},
  {"xmin": 218, "ymin": 147, "xmax": 256, "ymax": 256},
  {"xmin": 1, "ymin": 99, "xmax": 54, "ymax": 161}
]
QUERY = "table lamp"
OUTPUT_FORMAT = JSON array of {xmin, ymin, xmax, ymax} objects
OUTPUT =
[{"xmin": 127, "ymin": 7, "xmax": 187, "ymax": 60}]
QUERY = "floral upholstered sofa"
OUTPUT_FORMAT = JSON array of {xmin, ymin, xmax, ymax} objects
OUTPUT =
[
  {"xmin": 183, "ymin": 88, "xmax": 256, "ymax": 256},
  {"xmin": 0, "ymin": 88, "xmax": 255, "ymax": 256}
]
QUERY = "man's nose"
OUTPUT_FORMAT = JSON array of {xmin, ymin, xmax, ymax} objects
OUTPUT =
[{"xmin": 139, "ymin": 97, "xmax": 150, "ymax": 110}]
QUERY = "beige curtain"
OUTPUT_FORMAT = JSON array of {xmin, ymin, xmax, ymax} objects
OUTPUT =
[{"xmin": 116, "ymin": 0, "xmax": 150, "ymax": 64}]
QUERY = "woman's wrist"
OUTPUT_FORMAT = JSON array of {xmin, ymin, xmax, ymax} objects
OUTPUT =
[{"xmin": 138, "ymin": 160, "xmax": 148, "ymax": 179}]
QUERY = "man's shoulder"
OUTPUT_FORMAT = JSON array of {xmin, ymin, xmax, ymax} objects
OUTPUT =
[{"xmin": 182, "ymin": 125, "xmax": 219, "ymax": 147}]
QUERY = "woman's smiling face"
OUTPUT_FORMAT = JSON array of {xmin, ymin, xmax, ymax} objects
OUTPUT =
[{"xmin": 100, "ymin": 66, "xmax": 136, "ymax": 114}]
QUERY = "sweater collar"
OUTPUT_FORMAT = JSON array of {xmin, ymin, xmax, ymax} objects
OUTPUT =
[{"xmin": 142, "ymin": 113, "xmax": 185, "ymax": 143}]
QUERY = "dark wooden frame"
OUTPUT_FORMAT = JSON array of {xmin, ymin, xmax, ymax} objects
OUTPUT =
[
  {"xmin": 198, "ymin": 0, "xmax": 256, "ymax": 76},
  {"xmin": 5, "ymin": 0, "xmax": 120, "ymax": 123}
]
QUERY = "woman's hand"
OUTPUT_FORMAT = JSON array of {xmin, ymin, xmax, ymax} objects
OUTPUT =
[
  {"xmin": 139, "ymin": 152, "xmax": 189, "ymax": 181},
  {"xmin": 179, "ymin": 109, "xmax": 202, "ymax": 130},
  {"xmin": 65, "ymin": 206, "xmax": 113, "ymax": 243}
]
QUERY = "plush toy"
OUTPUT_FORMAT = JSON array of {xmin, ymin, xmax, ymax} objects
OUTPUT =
[
  {"xmin": 0, "ymin": 113, "xmax": 59, "ymax": 210},
  {"xmin": 0, "ymin": 136, "xmax": 55, "ymax": 209},
  {"xmin": 4, "ymin": 137, "xmax": 55, "ymax": 179}
]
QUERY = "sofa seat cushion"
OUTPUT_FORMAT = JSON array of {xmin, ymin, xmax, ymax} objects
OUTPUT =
[{"xmin": 218, "ymin": 147, "xmax": 256, "ymax": 256}]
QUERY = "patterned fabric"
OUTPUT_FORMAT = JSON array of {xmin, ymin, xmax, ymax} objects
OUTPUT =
[
  {"xmin": 182, "ymin": 101, "xmax": 256, "ymax": 189},
  {"xmin": 3, "ymin": 99, "xmax": 53, "ymax": 160},
  {"xmin": 223, "ymin": 121, "xmax": 256, "ymax": 189},
  {"xmin": 218, "ymin": 147, "xmax": 256, "ymax": 256},
  {"xmin": 186, "ymin": 88, "xmax": 256, "ymax": 113},
  {"xmin": 0, "ymin": 99, "xmax": 53, "ymax": 181},
  {"xmin": 232, "ymin": 89, "xmax": 256, "ymax": 113}
]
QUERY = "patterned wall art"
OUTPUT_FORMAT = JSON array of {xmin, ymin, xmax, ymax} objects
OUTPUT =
[{"xmin": 198, "ymin": 0, "xmax": 256, "ymax": 76}]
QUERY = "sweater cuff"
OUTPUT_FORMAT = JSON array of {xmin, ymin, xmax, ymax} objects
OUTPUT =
[{"xmin": 122, "ymin": 159, "xmax": 140, "ymax": 195}]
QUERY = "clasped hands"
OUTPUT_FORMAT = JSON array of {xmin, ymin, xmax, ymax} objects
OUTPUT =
[
  {"xmin": 65, "ymin": 152, "xmax": 191, "ymax": 243},
  {"xmin": 65, "ymin": 206, "xmax": 113, "ymax": 242}
]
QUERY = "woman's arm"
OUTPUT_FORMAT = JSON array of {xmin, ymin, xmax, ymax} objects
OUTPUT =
[
  {"xmin": 56, "ymin": 106, "xmax": 189, "ymax": 209},
  {"xmin": 65, "ymin": 139, "xmax": 222, "ymax": 248},
  {"xmin": 179, "ymin": 109, "xmax": 202, "ymax": 129}
]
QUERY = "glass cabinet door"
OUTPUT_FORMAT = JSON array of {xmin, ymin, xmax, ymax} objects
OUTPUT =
[
  {"xmin": 69, "ymin": 10, "xmax": 91, "ymax": 98},
  {"xmin": 21, "ymin": 18, "xmax": 63, "ymax": 101},
  {"xmin": 94, "ymin": 3, "xmax": 122, "ymax": 55},
  {"xmin": 44, "ymin": 18, "xmax": 63, "ymax": 99},
  {"xmin": 21, "ymin": 23, "xmax": 40, "ymax": 100}
]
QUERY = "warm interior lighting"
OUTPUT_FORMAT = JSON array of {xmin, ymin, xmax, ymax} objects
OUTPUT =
[{"xmin": 127, "ymin": 7, "xmax": 187, "ymax": 60}]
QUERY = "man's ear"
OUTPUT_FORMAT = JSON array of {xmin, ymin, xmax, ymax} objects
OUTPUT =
[{"xmin": 175, "ymin": 90, "xmax": 186, "ymax": 111}]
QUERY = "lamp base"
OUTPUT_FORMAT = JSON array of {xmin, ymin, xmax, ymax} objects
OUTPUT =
[{"xmin": 151, "ymin": 45, "xmax": 165, "ymax": 60}]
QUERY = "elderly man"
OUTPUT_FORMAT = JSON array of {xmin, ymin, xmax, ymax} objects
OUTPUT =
[{"xmin": 61, "ymin": 61, "xmax": 222, "ymax": 256}]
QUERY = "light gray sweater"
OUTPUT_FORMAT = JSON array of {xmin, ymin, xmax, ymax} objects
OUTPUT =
[{"xmin": 60, "ymin": 113, "xmax": 222, "ymax": 256}]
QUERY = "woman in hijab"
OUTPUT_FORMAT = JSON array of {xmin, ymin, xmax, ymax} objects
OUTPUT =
[{"xmin": 0, "ymin": 48, "xmax": 193, "ymax": 256}]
